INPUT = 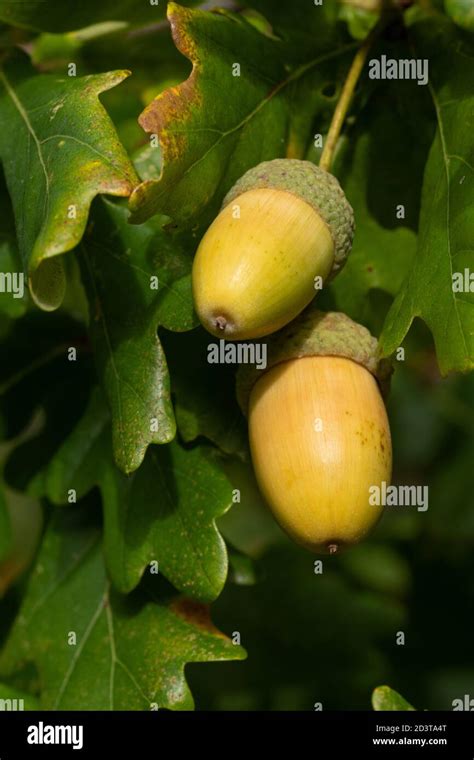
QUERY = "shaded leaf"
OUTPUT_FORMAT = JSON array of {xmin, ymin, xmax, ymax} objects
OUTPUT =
[
  {"xmin": 39, "ymin": 389, "xmax": 234, "ymax": 602},
  {"xmin": 379, "ymin": 17, "xmax": 474, "ymax": 373},
  {"xmin": 35, "ymin": 386, "xmax": 110, "ymax": 503},
  {"xmin": 325, "ymin": 137, "xmax": 415, "ymax": 323},
  {"xmin": 0, "ymin": 485, "xmax": 42, "ymax": 597},
  {"xmin": 162, "ymin": 328, "xmax": 247, "ymax": 457},
  {"xmin": 321, "ymin": 53, "xmax": 435, "ymax": 324},
  {"xmin": 0, "ymin": 0, "xmax": 177, "ymax": 33},
  {"xmin": 425, "ymin": 437, "xmax": 474, "ymax": 543},
  {"xmin": 372, "ymin": 685, "xmax": 416, "ymax": 711},
  {"xmin": 0, "ymin": 311, "xmax": 91, "ymax": 444},
  {"xmin": 129, "ymin": 3, "xmax": 356, "ymax": 225},
  {"xmin": 0, "ymin": 505, "xmax": 245, "ymax": 710},
  {"xmin": 445, "ymin": 0, "xmax": 474, "ymax": 32},
  {"xmin": 340, "ymin": 544, "xmax": 411, "ymax": 597},
  {"xmin": 227, "ymin": 549, "xmax": 260, "ymax": 586},
  {"xmin": 193, "ymin": 541, "xmax": 406, "ymax": 710},
  {"xmin": 81, "ymin": 197, "xmax": 195, "ymax": 474},
  {"xmin": 217, "ymin": 455, "xmax": 285, "ymax": 558},
  {"xmin": 239, "ymin": 0, "xmax": 344, "ymax": 60},
  {"xmin": 0, "ymin": 175, "xmax": 28, "ymax": 319},
  {"xmin": 0, "ymin": 53, "xmax": 138, "ymax": 310},
  {"xmin": 0, "ymin": 479, "xmax": 10, "ymax": 562},
  {"xmin": 31, "ymin": 22, "xmax": 129, "ymax": 68}
]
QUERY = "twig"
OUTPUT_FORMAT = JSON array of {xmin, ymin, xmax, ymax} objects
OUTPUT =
[{"xmin": 319, "ymin": 17, "xmax": 387, "ymax": 173}]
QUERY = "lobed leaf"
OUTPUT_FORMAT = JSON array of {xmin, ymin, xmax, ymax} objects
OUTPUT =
[
  {"xmin": 379, "ymin": 17, "xmax": 474, "ymax": 373},
  {"xmin": 80, "ymin": 198, "xmax": 195, "ymax": 473},
  {"xmin": 0, "ymin": 53, "xmax": 138, "ymax": 311},
  {"xmin": 129, "ymin": 2, "xmax": 355, "ymax": 225},
  {"xmin": 39, "ymin": 389, "xmax": 234, "ymax": 602},
  {"xmin": 0, "ymin": 505, "xmax": 245, "ymax": 710}
]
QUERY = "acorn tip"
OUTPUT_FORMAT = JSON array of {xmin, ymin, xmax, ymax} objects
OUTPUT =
[{"xmin": 214, "ymin": 316, "xmax": 227, "ymax": 331}]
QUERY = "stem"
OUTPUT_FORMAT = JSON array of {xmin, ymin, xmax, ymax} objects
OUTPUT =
[{"xmin": 319, "ymin": 18, "xmax": 386, "ymax": 173}]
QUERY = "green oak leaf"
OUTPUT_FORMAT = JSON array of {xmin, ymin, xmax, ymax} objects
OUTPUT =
[
  {"xmin": 38, "ymin": 388, "xmax": 234, "ymax": 602},
  {"xmin": 80, "ymin": 197, "xmax": 196, "ymax": 474},
  {"xmin": 129, "ymin": 2, "xmax": 356, "ymax": 225},
  {"xmin": 0, "ymin": 53, "xmax": 138, "ymax": 311},
  {"xmin": 100, "ymin": 440, "xmax": 232, "ymax": 601},
  {"xmin": 0, "ymin": 506, "xmax": 245, "ymax": 710},
  {"xmin": 372, "ymin": 685, "xmax": 416, "ymax": 711},
  {"xmin": 379, "ymin": 17, "xmax": 474, "ymax": 373},
  {"xmin": 0, "ymin": 0, "xmax": 179, "ymax": 32}
]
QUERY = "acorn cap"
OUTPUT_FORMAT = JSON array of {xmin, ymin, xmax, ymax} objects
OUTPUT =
[
  {"xmin": 223, "ymin": 159, "xmax": 355, "ymax": 277},
  {"xmin": 236, "ymin": 308, "xmax": 393, "ymax": 415}
]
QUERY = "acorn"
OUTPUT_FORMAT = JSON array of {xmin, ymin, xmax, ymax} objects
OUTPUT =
[
  {"xmin": 192, "ymin": 159, "xmax": 354, "ymax": 340},
  {"xmin": 237, "ymin": 309, "xmax": 392, "ymax": 553}
]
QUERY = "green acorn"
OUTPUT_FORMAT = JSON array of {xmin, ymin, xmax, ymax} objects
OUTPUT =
[{"xmin": 192, "ymin": 159, "xmax": 355, "ymax": 340}]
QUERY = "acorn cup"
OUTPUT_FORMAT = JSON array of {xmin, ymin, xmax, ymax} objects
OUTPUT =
[
  {"xmin": 237, "ymin": 309, "xmax": 393, "ymax": 554},
  {"xmin": 192, "ymin": 159, "xmax": 354, "ymax": 340}
]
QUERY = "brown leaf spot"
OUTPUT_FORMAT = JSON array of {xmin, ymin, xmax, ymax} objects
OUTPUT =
[
  {"xmin": 169, "ymin": 3, "xmax": 198, "ymax": 62},
  {"xmin": 138, "ymin": 4, "xmax": 202, "ymax": 162},
  {"xmin": 171, "ymin": 597, "xmax": 226, "ymax": 638}
]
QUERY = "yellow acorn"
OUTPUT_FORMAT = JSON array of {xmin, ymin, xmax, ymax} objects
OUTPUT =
[
  {"xmin": 237, "ymin": 310, "xmax": 393, "ymax": 553},
  {"xmin": 192, "ymin": 159, "xmax": 354, "ymax": 340}
]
